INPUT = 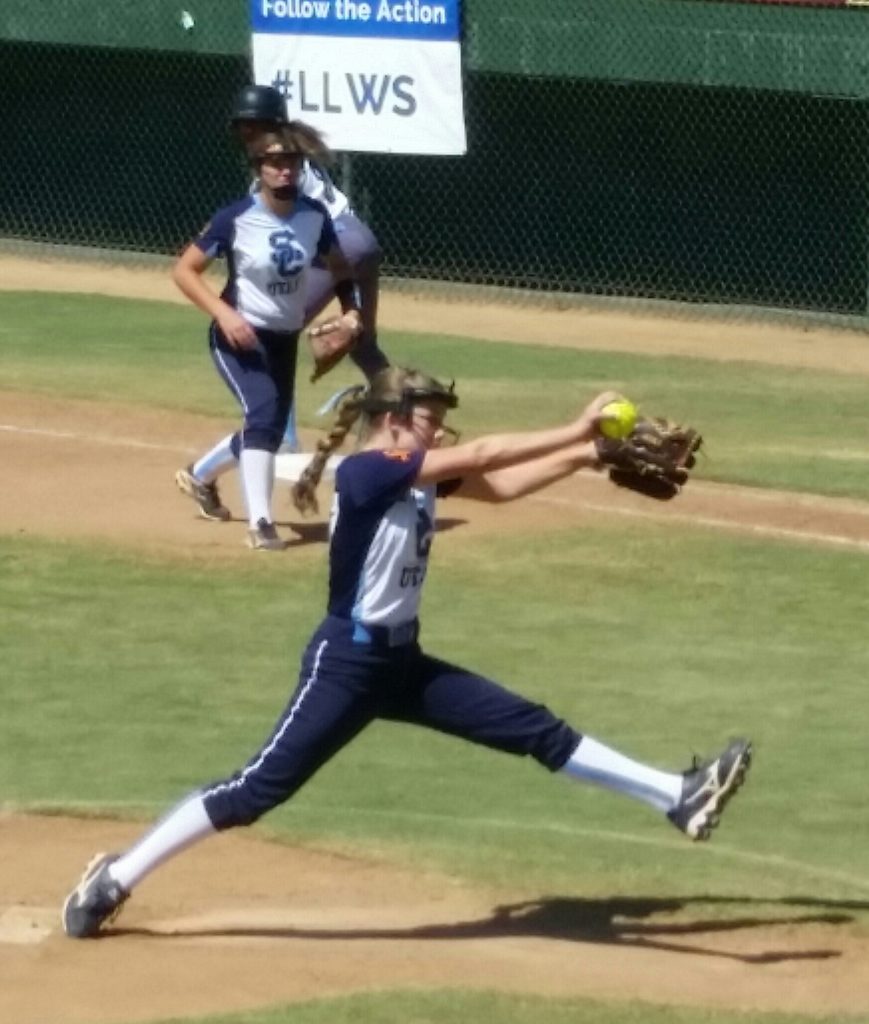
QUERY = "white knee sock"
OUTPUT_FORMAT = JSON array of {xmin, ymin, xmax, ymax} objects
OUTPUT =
[
  {"xmin": 561, "ymin": 736, "xmax": 683, "ymax": 813},
  {"xmin": 192, "ymin": 434, "xmax": 237, "ymax": 483},
  {"xmin": 240, "ymin": 447, "xmax": 275, "ymax": 526},
  {"xmin": 108, "ymin": 793, "xmax": 215, "ymax": 892}
]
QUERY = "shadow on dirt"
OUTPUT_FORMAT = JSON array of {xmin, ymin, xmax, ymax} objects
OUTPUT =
[{"xmin": 118, "ymin": 893, "xmax": 868, "ymax": 964}]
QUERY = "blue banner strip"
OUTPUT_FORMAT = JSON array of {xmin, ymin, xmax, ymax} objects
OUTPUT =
[{"xmin": 251, "ymin": 0, "xmax": 459, "ymax": 42}]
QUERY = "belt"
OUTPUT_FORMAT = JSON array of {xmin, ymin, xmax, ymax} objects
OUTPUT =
[
  {"xmin": 351, "ymin": 620, "xmax": 419, "ymax": 648},
  {"xmin": 257, "ymin": 328, "xmax": 300, "ymax": 341}
]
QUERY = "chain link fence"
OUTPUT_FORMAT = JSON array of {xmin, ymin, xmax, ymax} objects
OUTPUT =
[{"xmin": 3, "ymin": 0, "xmax": 869, "ymax": 318}]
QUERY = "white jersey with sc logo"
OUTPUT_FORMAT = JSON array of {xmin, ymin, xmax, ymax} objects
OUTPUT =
[
  {"xmin": 328, "ymin": 449, "xmax": 436, "ymax": 627},
  {"xmin": 194, "ymin": 193, "xmax": 337, "ymax": 332}
]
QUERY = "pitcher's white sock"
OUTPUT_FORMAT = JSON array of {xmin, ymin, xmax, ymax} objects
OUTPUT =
[
  {"xmin": 108, "ymin": 793, "xmax": 215, "ymax": 892},
  {"xmin": 561, "ymin": 736, "xmax": 682, "ymax": 813}
]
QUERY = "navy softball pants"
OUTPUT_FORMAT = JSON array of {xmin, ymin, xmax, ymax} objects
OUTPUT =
[
  {"xmin": 203, "ymin": 616, "xmax": 581, "ymax": 829},
  {"xmin": 210, "ymin": 323, "xmax": 299, "ymax": 454},
  {"xmin": 304, "ymin": 211, "xmax": 389, "ymax": 381}
]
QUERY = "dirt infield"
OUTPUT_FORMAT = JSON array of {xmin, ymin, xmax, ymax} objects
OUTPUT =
[
  {"xmin": 3, "ymin": 256, "xmax": 869, "ymax": 1022},
  {"xmin": 4, "ymin": 814, "xmax": 869, "ymax": 1024}
]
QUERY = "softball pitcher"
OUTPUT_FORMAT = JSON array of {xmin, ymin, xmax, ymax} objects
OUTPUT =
[
  {"xmin": 63, "ymin": 368, "xmax": 751, "ymax": 938},
  {"xmin": 173, "ymin": 126, "xmax": 362, "ymax": 550}
]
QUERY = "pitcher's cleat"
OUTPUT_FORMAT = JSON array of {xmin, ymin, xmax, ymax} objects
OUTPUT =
[
  {"xmin": 668, "ymin": 738, "xmax": 752, "ymax": 841},
  {"xmin": 62, "ymin": 853, "xmax": 129, "ymax": 938},
  {"xmin": 247, "ymin": 519, "xmax": 289, "ymax": 551},
  {"xmin": 175, "ymin": 466, "xmax": 231, "ymax": 521}
]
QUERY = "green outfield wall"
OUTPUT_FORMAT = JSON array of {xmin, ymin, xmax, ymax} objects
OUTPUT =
[{"xmin": 3, "ymin": 1, "xmax": 869, "ymax": 316}]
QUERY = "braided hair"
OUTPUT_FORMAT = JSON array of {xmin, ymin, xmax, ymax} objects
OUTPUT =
[
  {"xmin": 291, "ymin": 385, "xmax": 367, "ymax": 515},
  {"xmin": 291, "ymin": 367, "xmax": 458, "ymax": 515}
]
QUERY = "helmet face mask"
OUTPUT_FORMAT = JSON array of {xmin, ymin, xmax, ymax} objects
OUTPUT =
[{"xmin": 399, "ymin": 385, "xmax": 459, "ymax": 416}]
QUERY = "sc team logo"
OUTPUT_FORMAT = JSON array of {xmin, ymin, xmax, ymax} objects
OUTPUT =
[
  {"xmin": 399, "ymin": 502, "xmax": 431, "ymax": 586},
  {"xmin": 414, "ymin": 497, "xmax": 434, "ymax": 558},
  {"xmin": 269, "ymin": 230, "xmax": 307, "ymax": 277}
]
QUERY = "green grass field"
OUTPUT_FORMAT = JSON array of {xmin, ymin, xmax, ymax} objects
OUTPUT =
[
  {"xmin": 146, "ymin": 993, "xmax": 869, "ymax": 1024},
  {"xmin": 3, "ymin": 291, "xmax": 869, "ymax": 498},
  {"xmin": 2, "ymin": 291, "xmax": 869, "ymax": 1024}
]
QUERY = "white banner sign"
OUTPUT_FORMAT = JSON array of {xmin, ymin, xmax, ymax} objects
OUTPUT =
[{"xmin": 250, "ymin": 0, "xmax": 466, "ymax": 155}]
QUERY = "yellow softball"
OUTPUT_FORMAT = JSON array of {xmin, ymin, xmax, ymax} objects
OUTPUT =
[{"xmin": 599, "ymin": 398, "xmax": 638, "ymax": 440}]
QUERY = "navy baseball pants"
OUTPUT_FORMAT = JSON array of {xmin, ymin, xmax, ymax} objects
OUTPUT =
[
  {"xmin": 203, "ymin": 615, "xmax": 581, "ymax": 829},
  {"xmin": 209, "ymin": 323, "xmax": 299, "ymax": 454}
]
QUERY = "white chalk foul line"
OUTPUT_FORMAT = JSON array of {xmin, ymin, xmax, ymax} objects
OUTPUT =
[
  {"xmin": 8, "ymin": 799, "xmax": 869, "ymax": 895},
  {"xmin": 331, "ymin": 804, "xmax": 869, "ymax": 895},
  {"xmin": 0, "ymin": 421, "xmax": 194, "ymax": 454},
  {"xmin": 4, "ymin": 419, "xmax": 869, "ymax": 552},
  {"xmin": 531, "ymin": 493, "xmax": 869, "ymax": 554}
]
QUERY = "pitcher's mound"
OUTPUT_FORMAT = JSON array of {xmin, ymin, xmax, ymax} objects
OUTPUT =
[{"xmin": 2, "ymin": 813, "xmax": 869, "ymax": 1024}]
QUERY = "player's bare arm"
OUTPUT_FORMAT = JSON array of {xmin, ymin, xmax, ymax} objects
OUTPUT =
[
  {"xmin": 453, "ymin": 442, "xmax": 601, "ymax": 503},
  {"xmin": 172, "ymin": 244, "xmax": 257, "ymax": 349},
  {"xmin": 414, "ymin": 390, "xmax": 621, "ymax": 485}
]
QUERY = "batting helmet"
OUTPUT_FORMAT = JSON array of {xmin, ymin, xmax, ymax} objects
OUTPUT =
[{"xmin": 231, "ymin": 84, "xmax": 287, "ymax": 126}]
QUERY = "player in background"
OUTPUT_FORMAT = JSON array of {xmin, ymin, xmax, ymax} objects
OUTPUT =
[
  {"xmin": 231, "ymin": 84, "xmax": 389, "ymax": 450},
  {"xmin": 173, "ymin": 128, "xmax": 362, "ymax": 550},
  {"xmin": 63, "ymin": 369, "xmax": 752, "ymax": 938}
]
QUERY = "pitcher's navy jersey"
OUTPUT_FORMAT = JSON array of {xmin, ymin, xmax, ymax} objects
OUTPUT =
[
  {"xmin": 195, "ymin": 194, "xmax": 337, "ymax": 332},
  {"xmin": 201, "ymin": 444, "xmax": 582, "ymax": 834},
  {"xmin": 328, "ymin": 449, "xmax": 435, "ymax": 627}
]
